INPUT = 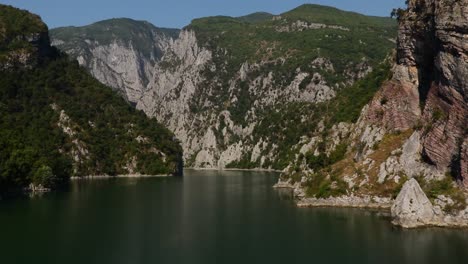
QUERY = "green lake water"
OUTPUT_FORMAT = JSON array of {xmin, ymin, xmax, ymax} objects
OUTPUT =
[{"xmin": 1, "ymin": 170, "xmax": 467, "ymax": 264}]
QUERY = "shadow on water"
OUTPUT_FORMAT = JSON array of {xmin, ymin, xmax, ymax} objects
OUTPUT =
[{"xmin": 0, "ymin": 170, "xmax": 467, "ymax": 264}]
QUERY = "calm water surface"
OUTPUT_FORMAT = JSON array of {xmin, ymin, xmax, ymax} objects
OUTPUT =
[{"xmin": 1, "ymin": 170, "xmax": 467, "ymax": 264}]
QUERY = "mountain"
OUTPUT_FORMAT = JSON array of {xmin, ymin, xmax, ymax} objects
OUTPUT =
[
  {"xmin": 237, "ymin": 12, "xmax": 274, "ymax": 23},
  {"xmin": 0, "ymin": 5, "xmax": 183, "ymax": 197},
  {"xmin": 52, "ymin": 4, "xmax": 398, "ymax": 169},
  {"xmin": 277, "ymin": 0, "xmax": 468, "ymax": 228},
  {"xmin": 51, "ymin": 18, "xmax": 180, "ymax": 103}
]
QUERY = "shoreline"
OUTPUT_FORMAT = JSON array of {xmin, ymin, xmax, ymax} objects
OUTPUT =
[
  {"xmin": 70, "ymin": 174, "xmax": 172, "ymax": 180},
  {"xmin": 185, "ymin": 167, "xmax": 282, "ymax": 173},
  {"xmin": 274, "ymin": 184, "xmax": 468, "ymax": 229},
  {"xmin": 70, "ymin": 167, "xmax": 281, "ymax": 180},
  {"xmin": 296, "ymin": 197, "xmax": 393, "ymax": 210},
  {"xmin": 274, "ymin": 182, "xmax": 393, "ymax": 210}
]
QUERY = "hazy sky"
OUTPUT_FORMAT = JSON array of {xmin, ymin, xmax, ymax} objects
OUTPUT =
[{"xmin": 1, "ymin": 0, "xmax": 406, "ymax": 29}]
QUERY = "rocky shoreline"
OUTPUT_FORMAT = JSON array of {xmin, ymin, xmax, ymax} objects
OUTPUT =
[
  {"xmin": 274, "ymin": 178, "xmax": 468, "ymax": 229},
  {"xmin": 296, "ymin": 196, "xmax": 392, "ymax": 209}
]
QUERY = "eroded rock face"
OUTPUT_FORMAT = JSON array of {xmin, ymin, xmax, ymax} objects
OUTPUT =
[
  {"xmin": 364, "ymin": 80, "xmax": 421, "ymax": 131},
  {"xmin": 51, "ymin": 19, "xmax": 178, "ymax": 102},
  {"xmin": 420, "ymin": 0, "xmax": 468, "ymax": 170},
  {"xmin": 391, "ymin": 178, "xmax": 435, "ymax": 228},
  {"xmin": 76, "ymin": 40, "xmax": 163, "ymax": 103},
  {"xmin": 137, "ymin": 30, "xmax": 214, "ymax": 163},
  {"xmin": 364, "ymin": 0, "xmax": 467, "ymax": 177},
  {"xmin": 460, "ymin": 138, "xmax": 468, "ymax": 189}
]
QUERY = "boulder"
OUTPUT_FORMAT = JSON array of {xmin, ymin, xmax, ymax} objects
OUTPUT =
[{"xmin": 391, "ymin": 178, "xmax": 435, "ymax": 228}]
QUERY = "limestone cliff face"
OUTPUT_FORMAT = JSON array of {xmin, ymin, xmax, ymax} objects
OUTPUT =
[
  {"xmin": 52, "ymin": 6, "xmax": 397, "ymax": 169},
  {"xmin": 139, "ymin": 29, "xmax": 377, "ymax": 168},
  {"xmin": 136, "ymin": 30, "xmax": 215, "ymax": 165},
  {"xmin": 51, "ymin": 19, "xmax": 179, "ymax": 102}
]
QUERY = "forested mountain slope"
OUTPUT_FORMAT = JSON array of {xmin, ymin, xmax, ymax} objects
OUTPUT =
[{"xmin": 0, "ymin": 5, "xmax": 182, "ymax": 197}]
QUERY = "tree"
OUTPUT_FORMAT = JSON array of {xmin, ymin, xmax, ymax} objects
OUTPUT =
[
  {"xmin": 32, "ymin": 165, "xmax": 57, "ymax": 188},
  {"xmin": 390, "ymin": 8, "xmax": 407, "ymax": 20}
]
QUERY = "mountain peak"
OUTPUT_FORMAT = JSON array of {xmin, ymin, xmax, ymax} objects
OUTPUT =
[{"xmin": 237, "ymin": 12, "xmax": 274, "ymax": 23}]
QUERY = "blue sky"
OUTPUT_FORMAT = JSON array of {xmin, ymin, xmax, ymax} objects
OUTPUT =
[{"xmin": 1, "ymin": 0, "xmax": 406, "ymax": 29}]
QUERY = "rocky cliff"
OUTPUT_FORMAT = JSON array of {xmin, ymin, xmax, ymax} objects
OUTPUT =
[
  {"xmin": 52, "ymin": 4, "xmax": 397, "ymax": 169},
  {"xmin": 50, "ymin": 19, "xmax": 179, "ymax": 102},
  {"xmin": 276, "ymin": 0, "xmax": 467, "ymax": 228},
  {"xmin": 366, "ymin": 0, "xmax": 468, "ymax": 184}
]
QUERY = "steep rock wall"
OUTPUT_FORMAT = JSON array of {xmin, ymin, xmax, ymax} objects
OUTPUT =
[
  {"xmin": 363, "ymin": 0, "xmax": 467, "ymax": 183},
  {"xmin": 51, "ymin": 19, "xmax": 179, "ymax": 102}
]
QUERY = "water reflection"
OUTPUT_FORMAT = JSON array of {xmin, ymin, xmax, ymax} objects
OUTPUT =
[{"xmin": 0, "ymin": 170, "xmax": 467, "ymax": 264}]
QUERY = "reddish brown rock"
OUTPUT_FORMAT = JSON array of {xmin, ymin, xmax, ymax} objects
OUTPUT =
[
  {"xmin": 419, "ymin": 0, "xmax": 468, "ymax": 170},
  {"xmin": 422, "ymin": 83, "xmax": 467, "ymax": 169},
  {"xmin": 461, "ymin": 139, "xmax": 468, "ymax": 189},
  {"xmin": 372, "ymin": 0, "xmax": 468, "ymax": 174},
  {"xmin": 364, "ymin": 80, "xmax": 421, "ymax": 131}
]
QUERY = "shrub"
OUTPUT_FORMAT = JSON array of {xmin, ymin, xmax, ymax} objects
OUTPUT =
[{"xmin": 32, "ymin": 165, "xmax": 56, "ymax": 188}]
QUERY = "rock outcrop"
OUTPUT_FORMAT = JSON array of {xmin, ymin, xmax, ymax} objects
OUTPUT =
[
  {"xmin": 391, "ymin": 178, "xmax": 435, "ymax": 228},
  {"xmin": 0, "ymin": 8, "xmax": 52, "ymax": 69},
  {"xmin": 461, "ymin": 139, "xmax": 468, "ymax": 188},
  {"xmin": 364, "ymin": 0, "xmax": 467, "ymax": 178}
]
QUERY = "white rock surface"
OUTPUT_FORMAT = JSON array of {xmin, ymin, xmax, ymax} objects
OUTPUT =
[{"xmin": 391, "ymin": 178, "xmax": 435, "ymax": 228}]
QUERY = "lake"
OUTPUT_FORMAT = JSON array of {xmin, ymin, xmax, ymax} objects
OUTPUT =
[{"xmin": 1, "ymin": 170, "xmax": 467, "ymax": 264}]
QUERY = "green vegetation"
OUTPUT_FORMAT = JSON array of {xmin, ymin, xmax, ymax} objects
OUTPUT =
[
  {"xmin": 283, "ymin": 4, "xmax": 396, "ymax": 28},
  {"xmin": 184, "ymin": 4, "xmax": 396, "ymax": 169},
  {"xmin": 416, "ymin": 175, "xmax": 467, "ymax": 214},
  {"xmin": 305, "ymin": 172, "xmax": 348, "ymax": 198},
  {"xmin": 0, "ymin": 5, "xmax": 182, "ymax": 197},
  {"xmin": 225, "ymin": 156, "xmax": 259, "ymax": 169},
  {"xmin": 390, "ymin": 1, "xmax": 409, "ymax": 21},
  {"xmin": 0, "ymin": 5, "xmax": 48, "ymax": 52},
  {"xmin": 189, "ymin": 4, "xmax": 396, "ymax": 75},
  {"xmin": 237, "ymin": 12, "xmax": 274, "ymax": 23},
  {"xmin": 251, "ymin": 61, "xmax": 392, "ymax": 170},
  {"xmin": 305, "ymin": 143, "xmax": 347, "ymax": 171}
]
